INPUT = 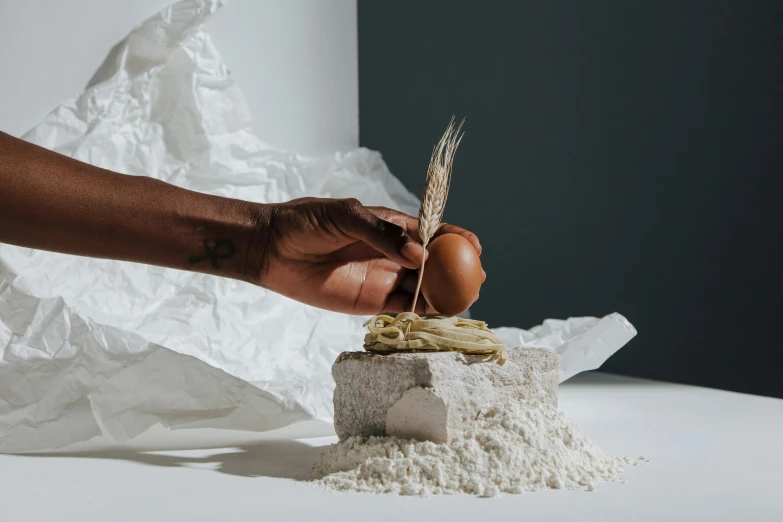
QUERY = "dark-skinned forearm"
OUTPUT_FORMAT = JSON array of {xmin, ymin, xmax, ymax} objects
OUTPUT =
[{"xmin": 0, "ymin": 131, "xmax": 264, "ymax": 283}]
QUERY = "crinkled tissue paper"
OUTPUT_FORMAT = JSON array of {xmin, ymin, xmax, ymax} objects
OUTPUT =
[{"xmin": 0, "ymin": 0, "xmax": 637, "ymax": 453}]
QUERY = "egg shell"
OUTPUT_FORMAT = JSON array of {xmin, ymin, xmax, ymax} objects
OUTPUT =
[{"xmin": 420, "ymin": 233, "xmax": 483, "ymax": 316}]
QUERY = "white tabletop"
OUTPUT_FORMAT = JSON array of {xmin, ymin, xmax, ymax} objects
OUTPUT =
[{"xmin": 1, "ymin": 372, "xmax": 781, "ymax": 522}]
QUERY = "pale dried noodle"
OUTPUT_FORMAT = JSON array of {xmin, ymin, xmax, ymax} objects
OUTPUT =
[{"xmin": 363, "ymin": 312, "xmax": 508, "ymax": 365}]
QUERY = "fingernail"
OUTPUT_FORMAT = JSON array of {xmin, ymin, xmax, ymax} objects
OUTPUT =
[
  {"xmin": 476, "ymin": 241, "xmax": 482, "ymax": 255},
  {"xmin": 482, "ymin": 270, "xmax": 486, "ymax": 281},
  {"xmin": 401, "ymin": 242, "xmax": 424, "ymax": 266}
]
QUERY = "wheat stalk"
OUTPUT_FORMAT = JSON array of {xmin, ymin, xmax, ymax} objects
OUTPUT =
[{"xmin": 410, "ymin": 116, "xmax": 465, "ymax": 313}]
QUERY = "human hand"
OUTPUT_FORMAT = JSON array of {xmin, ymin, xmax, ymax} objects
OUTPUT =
[{"xmin": 249, "ymin": 197, "xmax": 483, "ymax": 315}]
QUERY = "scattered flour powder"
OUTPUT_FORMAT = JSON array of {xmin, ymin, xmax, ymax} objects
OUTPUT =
[{"xmin": 312, "ymin": 401, "xmax": 646, "ymax": 497}]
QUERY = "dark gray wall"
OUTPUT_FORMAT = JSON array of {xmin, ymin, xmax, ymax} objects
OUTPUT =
[{"xmin": 359, "ymin": 1, "xmax": 783, "ymax": 397}]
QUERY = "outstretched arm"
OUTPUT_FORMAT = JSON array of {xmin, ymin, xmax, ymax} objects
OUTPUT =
[
  {"xmin": 0, "ymin": 131, "xmax": 483, "ymax": 315},
  {"xmin": 0, "ymin": 130, "xmax": 260, "ymax": 282}
]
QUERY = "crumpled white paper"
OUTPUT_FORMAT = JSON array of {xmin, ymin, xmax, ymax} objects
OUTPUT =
[{"xmin": 0, "ymin": 0, "xmax": 636, "ymax": 453}]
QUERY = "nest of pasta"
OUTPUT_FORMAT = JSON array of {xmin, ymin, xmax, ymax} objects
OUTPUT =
[{"xmin": 363, "ymin": 312, "xmax": 508, "ymax": 365}]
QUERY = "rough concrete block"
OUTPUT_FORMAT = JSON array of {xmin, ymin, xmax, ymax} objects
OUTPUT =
[{"xmin": 332, "ymin": 348, "xmax": 558, "ymax": 443}]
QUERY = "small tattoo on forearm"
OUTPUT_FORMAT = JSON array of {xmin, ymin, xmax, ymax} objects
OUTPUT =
[{"xmin": 188, "ymin": 238, "xmax": 236, "ymax": 269}]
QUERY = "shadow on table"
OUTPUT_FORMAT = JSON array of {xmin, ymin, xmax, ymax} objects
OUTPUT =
[
  {"xmin": 12, "ymin": 439, "xmax": 327, "ymax": 480},
  {"xmin": 564, "ymin": 371, "xmax": 672, "ymax": 387}
]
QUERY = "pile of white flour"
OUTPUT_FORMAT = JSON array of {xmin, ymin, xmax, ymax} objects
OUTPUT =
[{"xmin": 312, "ymin": 401, "xmax": 645, "ymax": 497}]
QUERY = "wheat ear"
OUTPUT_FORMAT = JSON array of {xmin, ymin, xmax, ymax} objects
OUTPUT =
[{"xmin": 410, "ymin": 116, "xmax": 465, "ymax": 313}]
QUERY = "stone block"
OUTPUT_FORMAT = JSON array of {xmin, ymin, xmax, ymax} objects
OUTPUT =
[{"xmin": 332, "ymin": 348, "xmax": 558, "ymax": 443}]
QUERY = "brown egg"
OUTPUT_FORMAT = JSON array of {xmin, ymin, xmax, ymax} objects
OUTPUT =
[{"xmin": 420, "ymin": 233, "xmax": 483, "ymax": 316}]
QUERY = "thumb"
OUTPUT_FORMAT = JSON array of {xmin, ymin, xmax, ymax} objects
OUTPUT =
[{"xmin": 331, "ymin": 199, "xmax": 424, "ymax": 269}]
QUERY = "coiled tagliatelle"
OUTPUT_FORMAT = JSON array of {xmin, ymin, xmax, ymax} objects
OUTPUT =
[{"xmin": 363, "ymin": 312, "xmax": 508, "ymax": 365}]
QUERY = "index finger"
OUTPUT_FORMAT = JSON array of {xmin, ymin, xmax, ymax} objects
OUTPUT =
[
  {"xmin": 435, "ymin": 222, "xmax": 482, "ymax": 255},
  {"xmin": 367, "ymin": 207, "xmax": 482, "ymax": 256}
]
